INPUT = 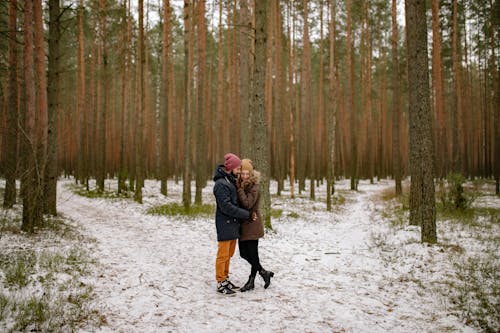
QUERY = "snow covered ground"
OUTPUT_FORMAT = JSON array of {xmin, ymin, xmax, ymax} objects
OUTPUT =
[
  {"xmin": 1, "ymin": 177, "xmax": 497, "ymax": 332},
  {"xmin": 48, "ymin": 177, "xmax": 498, "ymax": 333}
]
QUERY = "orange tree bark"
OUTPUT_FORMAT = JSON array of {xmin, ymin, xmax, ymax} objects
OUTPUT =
[{"xmin": 134, "ymin": 0, "xmax": 145, "ymax": 203}]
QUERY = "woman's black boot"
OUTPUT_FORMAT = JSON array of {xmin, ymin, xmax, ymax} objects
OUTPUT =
[
  {"xmin": 240, "ymin": 275, "xmax": 255, "ymax": 292},
  {"xmin": 259, "ymin": 269, "xmax": 274, "ymax": 289}
]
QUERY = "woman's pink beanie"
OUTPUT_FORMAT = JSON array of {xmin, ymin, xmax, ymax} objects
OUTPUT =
[{"xmin": 224, "ymin": 153, "xmax": 241, "ymax": 171}]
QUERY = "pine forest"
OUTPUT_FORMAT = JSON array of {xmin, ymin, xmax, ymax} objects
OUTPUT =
[
  {"xmin": 0, "ymin": 0, "xmax": 499, "ymax": 332},
  {"xmin": 1, "ymin": 0, "xmax": 499, "ymax": 222}
]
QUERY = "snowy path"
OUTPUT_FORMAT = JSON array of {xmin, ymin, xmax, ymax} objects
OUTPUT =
[{"xmin": 57, "ymin": 179, "xmax": 472, "ymax": 333}]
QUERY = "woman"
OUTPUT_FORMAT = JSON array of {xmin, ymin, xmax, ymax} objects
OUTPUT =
[{"xmin": 237, "ymin": 159, "xmax": 274, "ymax": 291}]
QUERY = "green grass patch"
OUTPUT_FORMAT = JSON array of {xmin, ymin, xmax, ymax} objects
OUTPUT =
[
  {"xmin": 378, "ymin": 187, "xmax": 398, "ymax": 201},
  {"xmin": 381, "ymin": 205, "xmax": 407, "ymax": 228},
  {"xmin": 1, "ymin": 211, "xmax": 80, "ymax": 239},
  {"xmin": 437, "ymin": 204, "xmax": 500, "ymax": 227},
  {"xmin": 451, "ymin": 251, "xmax": 500, "ymax": 333},
  {"xmin": 69, "ymin": 183, "xmax": 130, "ymax": 199},
  {"xmin": 0, "ymin": 212, "xmax": 22, "ymax": 235},
  {"xmin": 332, "ymin": 194, "xmax": 347, "ymax": 205},
  {"xmin": 2, "ymin": 250, "xmax": 37, "ymax": 289},
  {"xmin": 378, "ymin": 189, "xmax": 410, "ymax": 228},
  {"xmin": 65, "ymin": 248, "xmax": 93, "ymax": 275},
  {"xmin": 43, "ymin": 216, "xmax": 83, "ymax": 240},
  {"xmin": 0, "ymin": 247, "xmax": 101, "ymax": 332},
  {"xmin": 271, "ymin": 209, "xmax": 283, "ymax": 219},
  {"xmin": 0, "ymin": 243, "xmax": 102, "ymax": 332},
  {"xmin": 0, "ymin": 196, "xmax": 102, "ymax": 331},
  {"xmin": 287, "ymin": 211, "xmax": 300, "ymax": 218},
  {"xmin": 14, "ymin": 297, "xmax": 49, "ymax": 332},
  {"xmin": 0, "ymin": 293, "xmax": 8, "ymax": 322},
  {"xmin": 5, "ymin": 281, "xmax": 102, "ymax": 333},
  {"xmin": 147, "ymin": 202, "xmax": 215, "ymax": 217}
]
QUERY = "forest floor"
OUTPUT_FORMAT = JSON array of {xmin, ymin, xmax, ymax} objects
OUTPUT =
[{"xmin": 1, "ymin": 177, "xmax": 498, "ymax": 332}]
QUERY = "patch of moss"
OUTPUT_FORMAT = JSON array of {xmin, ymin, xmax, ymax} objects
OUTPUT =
[
  {"xmin": 271, "ymin": 209, "xmax": 283, "ymax": 219},
  {"xmin": 69, "ymin": 184, "xmax": 130, "ymax": 199},
  {"xmin": 437, "ymin": 204, "xmax": 499, "ymax": 227},
  {"xmin": 147, "ymin": 203, "xmax": 215, "ymax": 217}
]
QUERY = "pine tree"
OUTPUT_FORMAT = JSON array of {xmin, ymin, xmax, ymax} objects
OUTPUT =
[
  {"xmin": 406, "ymin": 0, "xmax": 437, "ymax": 243},
  {"xmin": 326, "ymin": 0, "xmax": 338, "ymax": 211},
  {"xmin": 392, "ymin": 0, "xmax": 402, "ymax": 195},
  {"xmin": 431, "ymin": 0, "xmax": 447, "ymax": 178},
  {"xmin": 252, "ymin": 0, "xmax": 271, "ymax": 229},
  {"xmin": 134, "ymin": 0, "xmax": 145, "ymax": 203},
  {"xmin": 3, "ymin": 0, "xmax": 18, "ymax": 208},
  {"xmin": 182, "ymin": 0, "xmax": 193, "ymax": 210},
  {"xmin": 346, "ymin": 0, "xmax": 357, "ymax": 191},
  {"xmin": 195, "ymin": 0, "xmax": 207, "ymax": 205},
  {"xmin": 45, "ymin": 0, "xmax": 61, "ymax": 215}
]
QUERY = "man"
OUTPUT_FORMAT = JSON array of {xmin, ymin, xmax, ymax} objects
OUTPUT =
[{"xmin": 213, "ymin": 153, "xmax": 252, "ymax": 295}]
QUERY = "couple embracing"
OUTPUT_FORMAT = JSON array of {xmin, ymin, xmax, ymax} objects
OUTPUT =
[{"xmin": 212, "ymin": 153, "xmax": 274, "ymax": 296}]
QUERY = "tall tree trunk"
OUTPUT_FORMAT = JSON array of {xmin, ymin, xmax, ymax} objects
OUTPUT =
[
  {"xmin": 300, "ymin": 0, "xmax": 314, "ymax": 198},
  {"xmin": 252, "ymin": 0, "xmax": 271, "ymax": 229},
  {"xmin": 491, "ymin": 0, "xmax": 500, "ymax": 194},
  {"xmin": 264, "ymin": 0, "xmax": 273, "ymax": 174},
  {"xmin": 45, "ymin": 0, "xmax": 61, "ymax": 215},
  {"xmin": 392, "ymin": 0, "xmax": 402, "ymax": 195},
  {"xmin": 134, "ymin": 0, "xmax": 145, "ymax": 203},
  {"xmin": 3, "ymin": 0, "xmax": 18, "ymax": 208},
  {"xmin": 287, "ymin": 1, "xmax": 296, "ymax": 199},
  {"xmin": 327, "ymin": 0, "xmax": 337, "ymax": 211},
  {"xmin": 462, "ymin": 22, "xmax": 472, "ymax": 176},
  {"xmin": 33, "ymin": 0, "xmax": 48, "ymax": 225},
  {"xmin": 160, "ymin": 0, "xmax": 172, "ymax": 196},
  {"xmin": 144, "ymin": 16, "xmax": 151, "ymax": 179},
  {"xmin": 96, "ymin": 0, "xmax": 107, "ymax": 192},
  {"xmin": 296, "ymin": 3, "xmax": 305, "ymax": 195},
  {"xmin": 118, "ymin": 0, "xmax": 130, "ymax": 194},
  {"xmin": 167, "ymin": 6, "xmax": 177, "ymax": 179},
  {"xmin": 229, "ymin": 2, "xmax": 240, "ymax": 154},
  {"xmin": 451, "ymin": 0, "xmax": 462, "ymax": 173},
  {"xmin": 195, "ymin": 0, "xmax": 207, "ymax": 204},
  {"xmin": 182, "ymin": 0, "xmax": 192, "ymax": 210},
  {"xmin": 271, "ymin": 0, "xmax": 286, "ymax": 195},
  {"xmin": 22, "ymin": 0, "xmax": 38, "ymax": 232},
  {"xmin": 77, "ymin": 0, "xmax": 87, "ymax": 186},
  {"xmin": 316, "ymin": 0, "xmax": 325, "ymax": 197},
  {"xmin": 239, "ymin": 0, "xmax": 251, "ymax": 157},
  {"xmin": 406, "ymin": 0, "xmax": 437, "ymax": 243},
  {"xmin": 216, "ymin": 1, "xmax": 225, "ymax": 160},
  {"xmin": 431, "ymin": 0, "xmax": 446, "ymax": 178},
  {"xmin": 346, "ymin": 0, "xmax": 357, "ymax": 191},
  {"xmin": 377, "ymin": 31, "xmax": 386, "ymax": 180},
  {"xmin": 89, "ymin": 16, "xmax": 98, "ymax": 190},
  {"xmin": 366, "ymin": 1, "xmax": 374, "ymax": 184}
]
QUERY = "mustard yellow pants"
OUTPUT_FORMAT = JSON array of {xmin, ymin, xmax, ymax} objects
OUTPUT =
[{"xmin": 216, "ymin": 239, "xmax": 237, "ymax": 282}]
